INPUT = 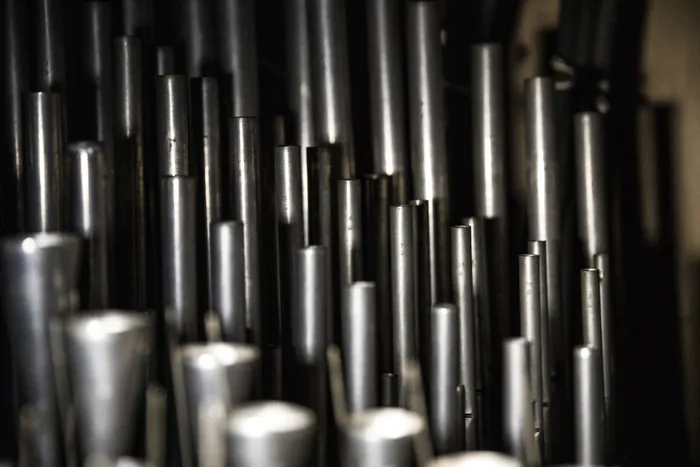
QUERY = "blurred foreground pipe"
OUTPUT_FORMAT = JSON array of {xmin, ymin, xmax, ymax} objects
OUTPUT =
[
  {"xmin": 210, "ymin": 222, "xmax": 246, "ymax": 343},
  {"xmin": 428, "ymin": 451, "xmax": 521, "ymax": 466}
]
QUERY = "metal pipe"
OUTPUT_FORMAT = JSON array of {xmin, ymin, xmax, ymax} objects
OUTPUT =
[
  {"xmin": 342, "ymin": 282, "xmax": 378, "ymax": 412},
  {"xmin": 412, "ymin": 200, "xmax": 432, "ymax": 376},
  {"xmin": 146, "ymin": 384, "xmax": 167, "ymax": 467},
  {"xmin": 574, "ymin": 346, "xmax": 604, "ymax": 465},
  {"xmin": 210, "ymin": 221, "xmax": 246, "ymax": 343},
  {"xmin": 595, "ymin": 252, "xmax": 615, "ymax": 458},
  {"xmin": 122, "ymin": 0, "xmax": 154, "ymax": 37},
  {"xmin": 156, "ymin": 47, "xmax": 176, "ymax": 76},
  {"xmin": 161, "ymin": 176, "xmax": 198, "ymax": 341},
  {"xmin": 184, "ymin": 0, "xmax": 217, "ymax": 77},
  {"xmin": 273, "ymin": 115, "xmax": 287, "ymax": 146},
  {"xmin": 430, "ymin": 303, "xmax": 460, "ymax": 455},
  {"xmin": 114, "ymin": 36, "xmax": 147, "ymax": 310},
  {"xmin": 342, "ymin": 408, "xmax": 425, "ymax": 467},
  {"xmin": 307, "ymin": 0, "xmax": 354, "ymax": 177},
  {"xmin": 180, "ymin": 342, "xmax": 260, "ymax": 463},
  {"xmin": 226, "ymin": 401, "xmax": 316, "ymax": 467},
  {"xmin": 382, "ymin": 373, "xmax": 399, "ymax": 407},
  {"xmin": 581, "ymin": 268, "xmax": 602, "ymax": 348},
  {"xmin": 191, "ymin": 77, "xmax": 222, "ymax": 310},
  {"xmin": 65, "ymin": 142, "xmax": 110, "ymax": 308},
  {"xmin": 390, "ymin": 205, "xmax": 416, "ymax": 405},
  {"xmin": 472, "ymin": 43, "xmax": 506, "ymax": 219},
  {"xmin": 338, "ymin": 179, "xmax": 363, "ymax": 287},
  {"xmin": 406, "ymin": 0, "xmax": 450, "ymax": 303},
  {"xmin": 503, "ymin": 338, "xmax": 539, "ymax": 466},
  {"xmin": 63, "ymin": 311, "xmax": 152, "ymax": 462},
  {"xmin": 428, "ymin": 451, "xmax": 521, "ymax": 466},
  {"xmin": 230, "ymin": 117, "xmax": 262, "ymax": 345},
  {"xmin": 24, "ymin": 92, "xmax": 62, "ymax": 233},
  {"xmin": 367, "ymin": 0, "xmax": 408, "ymax": 202},
  {"xmin": 0, "ymin": 233, "xmax": 81, "ymax": 467},
  {"xmin": 157, "ymin": 75, "xmax": 189, "ymax": 176},
  {"xmin": 575, "ymin": 112, "xmax": 608, "ymax": 266},
  {"xmin": 215, "ymin": 0, "xmax": 258, "ymax": 117},
  {"xmin": 34, "ymin": 0, "xmax": 66, "ymax": 91}
]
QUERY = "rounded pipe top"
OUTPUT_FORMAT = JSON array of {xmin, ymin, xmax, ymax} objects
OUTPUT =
[
  {"xmin": 345, "ymin": 408, "xmax": 425, "ymax": 441},
  {"xmin": 180, "ymin": 342, "xmax": 259, "ymax": 369},
  {"xmin": 227, "ymin": 401, "xmax": 316, "ymax": 438},
  {"xmin": 429, "ymin": 451, "xmax": 522, "ymax": 466},
  {"xmin": 64, "ymin": 311, "xmax": 150, "ymax": 338}
]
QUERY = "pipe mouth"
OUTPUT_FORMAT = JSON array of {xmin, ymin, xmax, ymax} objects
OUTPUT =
[
  {"xmin": 346, "ymin": 408, "xmax": 424, "ymax": 441},
  {"xmin": 227, "ymin": 401, "xmax": 315, "ymax": 437},
  {"xmin": 65, "ymin": 311, "xmax": 150, "ymax": 338},
  {"xmin": 429, "ymin": 451, "xmax": 520, "ymax": 466},
  {"xmin": 180, "ymin": 342, "xmax": 259, "ymax": 368}
]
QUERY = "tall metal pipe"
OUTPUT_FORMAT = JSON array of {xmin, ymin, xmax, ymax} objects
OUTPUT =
[
  {"xmin": 367, "ymin": 0, "xmax": 408, "ymax": 202},
  {"xmin": 210, "ymin": 222, "xmax": 246, "ymax": 343},
  {"xmin": 581, "ymin": 268, "xmax": 602, "ymax": 349},
  {"xmin": 406, "ymin": 0, "xmax": 450, "ymax": 303},
  {"xmin": 338, "ymin": 179, "xmax": 363, "ymax": 287},
  {"xmin": 161, "ymin": 176, "xmax": 198, "ymax": 341},
  {"xmin": 63, "ymin": 311, "xmax": 152, "ymax": 462},
  {"xmin": 157, "ymin": 75, "xmax": 189, "ymax": 176},
  {"xmin": 575, "ymin": 112, "xmax": 608, "ymax": 266},
  {"xmin": 430, "ymin": 303, "xmax": 460, "ymax": 455},
  {"xmin": 156, "ymin": 47, "xmax": 176, "ymax": 76},
  {"xmin": 226, "ymin": 401, "xmax": 316, "ymax": 467},
  {"xmin": 307, "ymin": 0, "xmax": 354, "ymax": 178},
  {"xmin": 574, "ymin": 346, "xmax": 604, "ymax": 465},
  {"xmin": 215, "ymin": 0, "xmax": 258, "ymax": 117},
  {"xmin": 65, "ymin": 142, "xmax": 110, "ymax": 308},
  {"xmin": 24, "ymin": 92, "xmax": 62, "ymax": 233},
  {"xmin": 34, "ymin": 0, "xmax": 66, "ymax": 91},
  {"xmin": 412, "ymin": 200, "xmax": 432, "ymax": 375},
  {"xmin": 342, "ymin": 282, "xmax": 378, "ymax": 413},
  {"xmin": 596, "ymin": 253, "xmax": 615, "ymax": 458},
  {"xmin": 0, "ymin": 233, "xmax": 81, "ymax": 467},
  {"xmin": 184, "ymin": 0, "xmax": 217, "ymax": 77}
]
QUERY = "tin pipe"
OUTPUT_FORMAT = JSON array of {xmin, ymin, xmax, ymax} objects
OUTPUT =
[
  {"xmin": 581, "ymin": 268, "xmax": 602, "ymax": 349},
  {"xmin": 338, "ymin": 179, "xmax": 363, "ymax": 287},
  {"xmin": 156, "ymin": 47, "xmax": 176, "ymax": 76},
  {"xmin": 574, "ymin": 346, "xmax": 604, "ymax": 465},
  {"xmin": 34, "ymin": 0, "xmax": 66, "ymax": 91},
  {"xmin": 157, "ymin": 75, "xmax": 189, "ymax": 176},
  {"xmin": 184, "ymin": 0, "xmax": 217, "ymax": 77},
  {"xmin": 210, "ymin": 222, "xmax": 246, "ymax": 343}
]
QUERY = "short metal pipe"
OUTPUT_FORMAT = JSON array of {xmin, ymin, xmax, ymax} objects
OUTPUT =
[
  {"xmin": 338, "ymin": 179, "xmax": 363, "ymax": 286},
  {"xmin": 574, "ymin": 346, "xmax": 604, "ymax": 466},
  {"xmin": 581, "ymin": 268, "xmax": 602, "ymax": 348},
  {"xmin": 157, "ymin": 75, "xmax": 189, "ymax": 176},
  {"xmin": 211, "ymin": 222, "xmax": 246, "ymax": 343},
  {"xmin": 156, "ymin": 47, "xmax": 176, "ymax": 76}
]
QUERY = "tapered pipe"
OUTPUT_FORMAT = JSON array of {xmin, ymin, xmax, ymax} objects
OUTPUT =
[
  {"xmin": 407, "ymin": 1, "xmax": 450, "ymax": 303},
  {"xmin": 34, "ymin": 0, "xmax": 66, "ymax": 90},
  {"xmin": 581, "ymin": 268, "xmax": 602, "ymax": 348},
  {"xmin": 428, "ymin": 451, "xmax": 521, "ymax": 466},
  {"xmin": 472, "ymin": 44, "xmax": 506, "ymax": 219},
  {"xmin": 431, "ymin": 303, "xmax": 460, "ymax": 454},
  {"xmin": 161, "ymin": 176, "xmax": 198, "ymax": 341},
  {"xmin": 451, "ymin": 227, "xmax": 477, "ymax": 419},
  {"xmin": 342, "ymin": 282, "xmax": 378, "ymax": 412},
  {"xmin": 65, "ymin": 142, "xmax": 110, "ymax": 308},
  {"xmin": 466, "ymin": 217, "xmax": 490, "ymax": 399},
  {"xmin": 215, "ymin": 0, "xmax": 258, "ymax": 117},
  {"xmin": 157, "ymin": 75, "xmax": 189, "ymax": 176},
  {"xmin": 503, "ymin": 338, "xmax": 540, "ymax": 466},
  {"xmin": 180, "ymin": 343, "xmax": 259, "ymax": 463},
  {"xmin": 226, "ymin": 401, "xmax": 316, "ymax": 467},
  {"xmin": 184, "ymin": 0, "xmax": 217, "ymax": 77},
  {"xmin": 390, "ymin": 205, "xmax": 416, "ymax": 404},
  {"xmin": 596, "ymin": 253, "xmax": 615, "ymax": 457},
  {"xmin": 574, "ymin": 346, "xmax": 604, "ymax": 465},
  {"xmin": 363, "ymin": 174, "xmax": 393, "ymax": 373},
  {"xmin": 412, "ymin": 200, "xmax": 431, "ymax": 374},
  {"xmin": 191, "ymin": 78, "xmax": 222, "ymax": 309},
  {"xmin": 575, "ymin": 112, "xmax": 608, "ymax": 265},
  {"xmin": 211, "ymin": 222, "xmax": 246, "ymax": 343},
  {"xmin": 367, "ymin": 0, "xmax": 408, "ymax": 202},
  {"xmin": 0, "ymin": 233, "xmax": 81, "ymax": 467},
  {"xmin": 114, "ymin": 36, "xmax": 147, "ymax": 310},
  {"xmin": 338, "ymin": 179, "xmax": 363, "ymax": 287},
  {"xmin": 342, "ymin": 408, "xmax": 425, "ymax": 467},
  {"xmin": 63, "ymin": 311, "xmax": 152, "ymax": 462},
  {"xmin": 307, "ymin": 0, "xmax": 354, "ymax": 177},
  {"xmin": 24, "ymin": 92, "xmax": 62, "ymax": 232},
  {"xmin": 230, "ymin": 117, "xmax": 262, "ymax": 345},
  {"xmin": 156, "ymin": 47, "xmax": 176, "ymax": 76}
]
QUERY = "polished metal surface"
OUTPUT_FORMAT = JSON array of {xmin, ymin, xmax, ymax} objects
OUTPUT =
[
  {"xmin": 35, "ymin": 0, "xmax": 66, "ymax": 91},
  {"xmin": 184, "ymin": 0, "xmax": 216, "ymax": 77},
  {"xmin": 294, "ymin": 246, "xmax": 327, "ymax": 365},
  {"xmin": 210, "ymin": 222, "xmax": 246, "ymax": 343},
  {"xmin": 581, "ymin": 268, "xmax": 602, "ymax": 349},
  {"xmin": 574, "ymin": 346, "xmax": 604, "ymax": 466},
  {"xmin": 466, "ymin": 217, "xmax": 490, "ymax": 398},
  {"xmin": 156, "ymin": 47, "xmax": 176, "ymax": 76},
  {"xmin": 157, "ymin": 75, "xmax": 189, "ymax": 176},
  {"xmin": 338, "ymin": 179, "xmax": 363, "ymax": 287}
]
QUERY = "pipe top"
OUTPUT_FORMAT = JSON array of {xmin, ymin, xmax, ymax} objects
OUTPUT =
[{"xmin": 345, "ymin": 408, "xmax": 424, "ymax": 441}]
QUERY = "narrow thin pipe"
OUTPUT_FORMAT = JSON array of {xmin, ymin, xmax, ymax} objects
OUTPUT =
[
  {"xmin": 466, "ymin": 217, "xmax": 490, "ymax": 401},
  {"xmin": 367, "ymin": 0, "xmax": 408, "ymax": 202},
  {"xmin": 230, "ymin": 117, "xmax": 262, "ymax": 345},
  {"xmin": 161, "ymin": 176, "xmax": 198, "ymax": 341},
  {"xmin": 156, "ymin": 47, "xmax": 176, "ymax": 76},
  {"xmin": 342, "ymin": 282, "xmax": 378, "ymax": 413},
  {"xmin": 581, "ymin": 268, "xmax": 602, "ymax": 348},
  {"xmin": 338, "ymin": 179, "xmax": 363, "ymax": 286},
  {"xmin": 574, "ymin": 346, "xmax": 604, "ymax": 465},
  {"xmin": 273, "ymin": 115, "xmax": 287, "ymax": 146},
  {"xmin": 307, "ymin": 0, "xmax": 354, "ymax": 177},
  {"xmin": 157, "ymin": 75, "xmax": 189, "ymax": 176},
  {"xmin": 412, "ymin": 200, "xmax": 432, "ymax": 377},
  {"xmin": 595, "ymin": 253, "xmax": 615, "ymax": 459},
  {"xmin": 430, "ymin": 303, "xmax": 460, "ymax": 455},
  {"xmin": 65, "ymin": 142, "xmax": 110, "ymax": 308},
  {"xmin": 34, "ymin": 0, "xmax": 66, "ymax": 91},
  {"xmin": 210, "ymin": 222, "xmax": 246, "ymax": 343},
  {"xmin": 184, "ymin": 0, "xmax": 217, "ymax": 77}
]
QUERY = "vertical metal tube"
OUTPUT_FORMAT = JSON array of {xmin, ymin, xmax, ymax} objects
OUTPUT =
[
  {"xmin": 412, "ymin": 200, "xmax": 432, "ymax": 374},
  {"xmin": 382, "ymin": 373, "xmax": 399, "ymax": 407},
  {"xmin": 65, "ymin": 142, "xmax": 110, "ymax": 308},
  {"xmin": 114, "ymin": 36, "xmax": 147, "ymax": 310},
  {"xmin": 24, "ymin": 92, "xmax": 62, "ymax": 233},
  {"xmin": 338, "ymin": 179, "xmax": 363, "ymax": 287},
  {"xmin": 161, "ymin": 176, "xmax": 198, "ymax": 341},
  {"xmin": 34, "ymin": 0, "xmax": 66, "ymax": 91},
  {"xmin": 63, "ymin": 312, "xmax": 152, "ymax": 462},
  {"xmin": 156, "ymin": 47, "xmax": 176, "ymax": 76},
  {"xmin": 226, "ymin": 401, "xmax": 316, "ymax": 467},
  {"xmin": 581, "ymin": 268, "xmax": 602, "ymax": 348},
  {"xmin": 342, "ymin": 282, "xmax": 378, "ymax": 413},
  {"xmin": 122, "ymin": 0, "xmax": 154, "ymax": 37},
  {"xmin": 367, "ymin": 0, "xmax": 408, "ymax": 201},
  {"xmin": 211, "ymin": 222, "xmax": 246, "ymax": 343},
  {"xmin": 273, "ymin": 115, "xmax": 287, "ymax": 146},
  {"xmin": 184, "ymin": 0, "xmax": 217, "ymax": 77},
  {"xmin": 390, "ymin": 205, "xmax": 416, "ymax": 405},
  {"xmin": 595, "ymin": 253, "xmax": 615, "ymax": 458},
  {"xmin": 575, "ymin": 112, "xmax": 608, "ymax": 266},
  {"xmin": 574, "ymin": 346, "xmax": 604, "ymax": 465},
  {"xmin": 466, "ymin": 217, "xmax": 490, "ymax": 404},
  {"xmin": 146, "ymin": 384, "xmax": 167, "ymax": 467},
  {"xmin": 230, "ymin": 117, "xmax": 262, "ymax": 345},
  {"xmin": 406, "ymin": 1, "xmax": 450, "ymax": 303},
  {"xmin": 430, "ymin": 303, "xmax": 460, "ymax": 455},
  {"xmin": 157, "ymin": 75, "xmax": 189, "ymax": 176},
  {"xmin": 191, "ymin": 77, "xmax": 222, "ymax": 310},
  {"xmin": 215, "ymin": 0, "xmax": 259, "ymax": 117},
  {"xmin": 0, "ymin": 233, "xmax": 81, "ymax": 467}
]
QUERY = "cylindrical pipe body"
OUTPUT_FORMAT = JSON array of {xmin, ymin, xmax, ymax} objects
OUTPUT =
[
  {"xmin": 161, "ymin": 176, "xmax": 198, "ymax": 341},
  {"xmin": 65, "ymin": 142, "xmax": 110, "ymax": 308},
  {"xmin": 412, "ymin": 200, "xmax": 432, "ymax": 376},
  {"xmin": 211, "ymin": 222, "xmax": 246, "ymax": 343},
  {"xmin": 35, "ymin": 0, "xmax": 66, "ymax": 90},
  {"xmin": 581, "ymin": 268, "xmax": 602, "ymax": 348},
  {"xmin": 157, "ymin": 75, "xmax": 189, "ymax": 176},
  {"xmin": 574, "ymin": 346, "xmax": 604, "ymax": 465},
  {"xmin": 596, "ymin": 253, "xmax": 615, "ymax": 457},
  {"xmin": 338, "ymin": 179, "xmax": 363, "ymax": 286},
  {"xmin": 156, "ymin": 47, "xmax": 176, "ymax": 76},
  {"xmin": 184, "ymin": 0, "xmax": 217, "ymax": 77},
  {"xmin": 519, "ymin": 255, "xmax": 543, "ymax": 439},
  {"xmin": 466, "ymin": 217, "xmax": 490, "ymax": 396}
]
